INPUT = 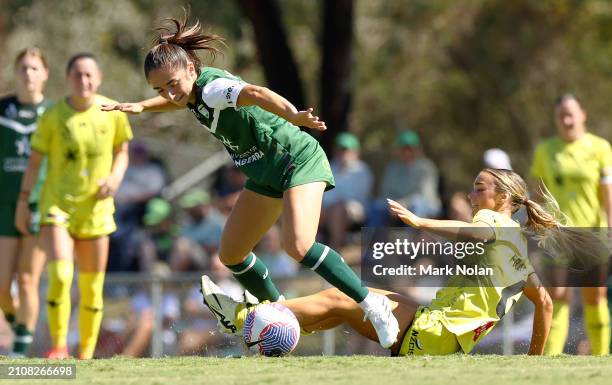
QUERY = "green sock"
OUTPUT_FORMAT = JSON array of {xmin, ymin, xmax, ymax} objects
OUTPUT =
[
  {"xmin": 12, "ymin": 324, "xmax": 33, "ymax": 355},
  {"xmin": 226, "ymin": 253, "xmax": 281, "ymax": 301},
  {"xmin": 4, "ymin": 313, "xmax": 15, "ymax": 329},
  {"xmin": 300, "ymin": 242, "xmax": 369, "ymax": 303}
]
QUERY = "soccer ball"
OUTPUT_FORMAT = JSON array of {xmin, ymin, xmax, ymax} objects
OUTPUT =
[{"xmin": 243, "ymin": 302, "xmax": 300, "ymax": 357}]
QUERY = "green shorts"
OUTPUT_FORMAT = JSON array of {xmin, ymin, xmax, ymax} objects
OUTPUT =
[
  {"xmin": 0, "ymin": 202, "xmax": 40, "ymax": 237},
  {"xmin": 245, "ymin": 148, "xmax": 335, "ymax": 198}
]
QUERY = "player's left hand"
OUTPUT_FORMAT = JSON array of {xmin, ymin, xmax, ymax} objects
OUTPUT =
[
  {"xmin": 293, "ymin": 108, "xmax": 327, "ymax": 131},
  {"xmin": 96, "ymin": 177, "xmax": 120, "ymax": 199},
  {"xmin": 387, "ymin": 198, "xmax": 423, "ymax": 229}
]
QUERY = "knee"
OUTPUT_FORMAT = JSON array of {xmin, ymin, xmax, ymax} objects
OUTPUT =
[
  {"xmin": 547, "ymin": 287, "xmax": 567, "ymax": 301},
  {"xmin": 16, "ymin": 273, "xmax": 37, "ymax": 292},
  {"xmin": 283, "ymin": 239, "xmax": 314, "ymax": 262}
]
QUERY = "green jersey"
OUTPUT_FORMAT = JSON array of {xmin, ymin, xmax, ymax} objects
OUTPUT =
[
  {"xmin": 187, "ymin": 67, "xmax": 323, "ymax": 191},
  {"xmin": 0, "ymin": 95, "xmax": 51, "ymax": 204}
]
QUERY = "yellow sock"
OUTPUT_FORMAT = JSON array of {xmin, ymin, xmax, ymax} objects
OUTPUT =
[
  {"xmin": 544, "ymin": 300, "xmax": 569, "ymax": 355},
  {"xmin": 78, "ymin": 272, "xmax": 105, "ymax": 359},
  {"xmin": 584, "ymin": 302, "xmax": 611, "ymax": 355},
  {"xmin": 47, "ymin": 260, "xmax": 74, "ymax": 349}
]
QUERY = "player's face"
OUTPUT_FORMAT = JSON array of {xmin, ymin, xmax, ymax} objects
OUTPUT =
[
  {"xmin": 148, "ymin": 63, "xmax": 197, "ymax": 107},
  {"xmin": 15, "ymin": 55, "xmax": 48, "ymax": 95},
  {"xmin": 67, "ymin": 58, "xmax": 101, "ymax": 100},
  {"xmin": 554, "ymin": 99, "xmax": 586, "ymax": 142},
  {"xmin": 468, "ymin": 172, "xmax": 502, "ymax": 216}
]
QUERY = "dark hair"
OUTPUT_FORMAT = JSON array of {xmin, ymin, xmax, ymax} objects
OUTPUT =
[
  {"xmin": 66, "ymin": 52, "xmax": 98, "ymax": 74},
  {"xmin": 555, "ymin": 93, "xmax": 581, "ymax": 108},
  {"xmin": 144, "ymin": 12, "xmax": 224, "ymax": 79},
  {"xmin": 14, "ymin": 47, "xmax": 48, "ymax": 69}
]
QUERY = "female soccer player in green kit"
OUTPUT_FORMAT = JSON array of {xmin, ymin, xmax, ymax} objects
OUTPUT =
[
  {"xmin": 531, "ymin": 94, "xmax": 612, "ymax": 355},
  {"xmin": 0, "ymin": 48, "xmax": 51, "ymax": 357},
  {"xmin": 101, "ymin": 15, "xmax": 400, "ymax": 348}
]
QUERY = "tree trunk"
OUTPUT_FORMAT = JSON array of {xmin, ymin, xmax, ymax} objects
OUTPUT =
[
  {"xmin": 319, "ymin": 0, "xmax": 354, "ymax": 153},
  {"xmin": 237, "ymin": 0, "xmax": 305, "ymax": 109}
]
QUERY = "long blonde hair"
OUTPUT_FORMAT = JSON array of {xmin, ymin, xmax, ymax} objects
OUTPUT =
[{"xmin": 483, "ymin": 168, "xmax": 608, "ymax": 269}]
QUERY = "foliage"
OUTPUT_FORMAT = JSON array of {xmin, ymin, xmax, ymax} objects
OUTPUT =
[{"xmin": 2, "ymin": 0, "xmax": 612, "ymax": 191}]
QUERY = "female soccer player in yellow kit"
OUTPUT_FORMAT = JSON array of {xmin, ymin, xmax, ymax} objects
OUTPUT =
[
  {"xmin": 205, "ymin": 168, "xmax": 558, "ymax": 355},
  {"xmin": 15, "ymin": 53, "xmax": 132, "ymax": 359},
  {"xmin": 531, "ymin": 94, "xmax": 612, "ymax": 355}
]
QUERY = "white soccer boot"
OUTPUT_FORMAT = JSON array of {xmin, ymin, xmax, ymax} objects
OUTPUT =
[
  {"xmin": 200, "ymin": 275, "xmax": 245, "ymax": 336},
  {"xmin": 361, "ymin": 292, "xmax": 400, "ymax": 349}
]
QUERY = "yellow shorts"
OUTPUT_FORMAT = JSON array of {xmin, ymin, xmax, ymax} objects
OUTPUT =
[
  {"xmin": 40, "ymin": 200, "xmax": 116, "ymax": 239},
  {"xmin": 398, "ymin": 306, "xmax": 461, "ymax": 356}
]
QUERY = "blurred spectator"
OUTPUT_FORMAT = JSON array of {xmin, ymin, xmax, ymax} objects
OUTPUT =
[
  {"xmin": 321, "ymin": 133, "xmax": 373, "ymax": 249},
  {"xmin": 139, "ymin": 198, "xmax": 206, "ymax": 272},
  {"xmin": 369, "ymin": 130, "xmax": 441, "ymax": 226},
  {"xmin": 447, "ymin": 191, "xmax": 473, "ymax": 222},
  {"xmin": 212, "ymin": 165, "xmax": 246, "ymax": 218},
  {"xmin": 108, "ymin": 141, "xmax": 167, "ymax": 272},
  {"xmin": 178, "ymin": 188, "xmax": 225, "ymax": 257},
  {"xmin": 483, "ymin": 148, "xmax": 512, "ymax": 170}
]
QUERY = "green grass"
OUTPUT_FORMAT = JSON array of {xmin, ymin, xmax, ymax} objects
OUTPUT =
[{"xmin": 1, "ymin": 355, "xmax": 611, "ymax": 385}]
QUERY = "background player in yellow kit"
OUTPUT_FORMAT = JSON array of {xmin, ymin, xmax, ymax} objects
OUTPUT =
[
  {"xmin": 531, "ymin": 94, "xmax": 612, "ymax": 355},
  {"xmin": 205, "ymin": 168, "xmax": 560, "ymax": 355},
  {"xmin": 0, "ymin": 48, "xmax": 51, "ymax": 356},
  {"xmin": 15, "ymin": 53, "xmax": 132, "ymax": 359}
]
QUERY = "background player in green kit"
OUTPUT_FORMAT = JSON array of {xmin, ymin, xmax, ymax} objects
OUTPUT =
[
  {"xmin": 0, "ymin": 48, "xmax": 51, "ymax": 356},
  {"xmin": 102, "ymin": 14, "xmax": 400, "ymax": 348}
]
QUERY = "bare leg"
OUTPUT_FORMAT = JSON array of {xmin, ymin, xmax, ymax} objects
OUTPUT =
[
  {"xmin": 281, "ymin": 182, "xmax": 326, "ymax": 261},
  {"xmin": 218, "ymin": 189, "xmax": 282, "ymax": 265},
  {"xmin": 282, "ymin": 287, "xmax": 417, "ymax": 352},
  {"xmin": 0, "ymin": 237, "xmax": 20, "ymax": 317},
  {"xmin": 16, "ymin": 236, "xmax": 46, "ymax": 330}
]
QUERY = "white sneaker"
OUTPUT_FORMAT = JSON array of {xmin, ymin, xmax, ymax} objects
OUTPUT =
[
  {"xmin": 362, "ymin": 293, "xmax": 400, "ymax": 349},
  {"xmin": 200, "ymin": 275, "xmax": 244, "ymax": 336}
]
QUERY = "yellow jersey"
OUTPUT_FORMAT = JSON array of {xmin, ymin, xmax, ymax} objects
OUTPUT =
[
  {"xmin": 530, "ymin": 133, "xmax": 612, "ymax": 227},
  {"xmin": 31, "ymin": 95, "xmax": 132, "ymax": 218},
  {"xmin": 428, "ymin": 209, "xmax": 534, "ymax": 353}
]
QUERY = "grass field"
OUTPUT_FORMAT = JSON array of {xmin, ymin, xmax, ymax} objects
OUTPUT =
[{"xmin": 1, "ymin": 355, "xmax": 611, "ymax": 385}]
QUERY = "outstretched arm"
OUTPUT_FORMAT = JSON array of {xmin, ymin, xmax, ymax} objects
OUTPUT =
[
  {"xmin": 100, "ymin": 96, "xmax": 184, "ymax": 114},
  {"xmin": 387, "ymin": 199, "xmax": 495, "ymax": 242},
  {"xmin": 522, "ymin": 273, "xmax": 553, "ymax": 355},
  {"xmin": 236, "ymin": 85, "xmax": 326, "ymax": 131}
]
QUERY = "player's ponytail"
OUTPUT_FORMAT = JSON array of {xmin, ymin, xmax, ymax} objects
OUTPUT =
[
  {"xmin": 144, "ymin": 12, "xmax": 224, "ymax": 78},
  {"xmin": 483, "ymin": 168, "xmax": 608, "ymax": 270}
]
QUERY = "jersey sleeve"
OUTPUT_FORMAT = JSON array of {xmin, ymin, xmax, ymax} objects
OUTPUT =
[
  {"xmin": 596, "ymin": 138, "xmax": 612, "ymax": 177},
  {"xmin": 113, "ymin": 111, "xmax": 133, "ymax": 148},
  {"xmin": 472, "ymin": 209, "xmax": 502, "ymax": 241},
  {"xmin": 30, "ymin": 109, "xmax": 52, "ymax": 154},
  {"xmin": 201, "ymin": 77, "xmax": 247, "ymax": 110}
]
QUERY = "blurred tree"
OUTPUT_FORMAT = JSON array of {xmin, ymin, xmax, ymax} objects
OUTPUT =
[
  {"xmin": 237, "ymin": 0, "xmax": 305, "ymax": 109},
  {"xmin": 319, "ymin": 0, "xmax": 354, "ymax": 151},
  {"xmin": 2, "ymin": 0, "xmax": 612, "ymax": 195}
]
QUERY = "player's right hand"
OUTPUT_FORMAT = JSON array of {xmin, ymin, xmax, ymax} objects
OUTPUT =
[
  {"xmin": 14, "ymin": 200, "xmax": 32, "ymax": 236},
  {"xmin": 100, "ymin": 102, "xmax": 144, "ymax": 114}
]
